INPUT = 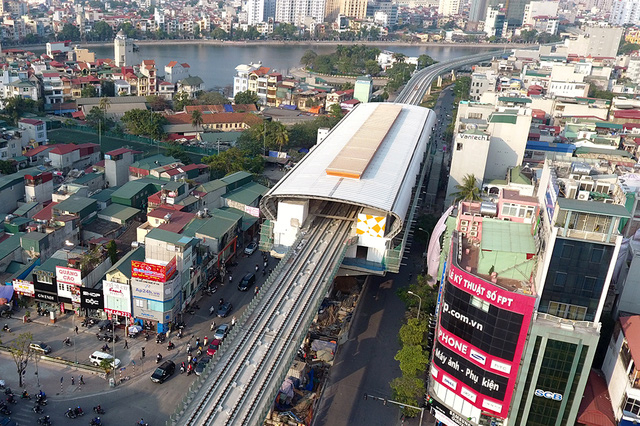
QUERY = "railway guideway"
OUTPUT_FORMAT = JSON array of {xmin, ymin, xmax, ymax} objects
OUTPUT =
[{"xmin": 170, "ymin": 206, "xmax": 358, "ymax": 426}]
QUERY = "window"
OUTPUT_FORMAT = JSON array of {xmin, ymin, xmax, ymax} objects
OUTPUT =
[
  {"xmin": 58, "ymin": 282, "xmax": 65, "ymax": 291},
  {"xmin": 547, "ymin": 301, "xmax": 587, "ymax": 321},
  {"xmin": 501, "ymin": 203, "xmax": 518, "ymax": 216},
  {"xmin": 135, "ymin": 299, "xmax": 145, "ymax": 308},
  {"xmin": 625, "ymin": 396, "xmax": 640, "ymax": 415},
  {"xmin": 470, "ymin": 295, "xmax": 490, "ymax": 312},
  {"xmin": 457, "ymin": 143, "xmax": 463, "ymax": 151}
]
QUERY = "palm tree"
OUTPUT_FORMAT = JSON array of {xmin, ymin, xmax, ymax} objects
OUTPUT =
[
  {"xmin": 393, "ymin": 52, "xmax": 407, "ymax": 64},
  {"xmin": 191, "ymin": 110, "xmax": 203, "ymax": 131},
  {"xmin": 450, "ymin": 174, "xmax": 481, "ymax": 203},
  {"xmin": 98, "ymin": 96, "xmax": 110, "ymax": 149},
  {"xmin": 272, "ymin": 122, "xmax": 289, "ymax": 152},
  {"xmin": 99, "ymin": 96, "xmax": 110, "ymax": 113}
]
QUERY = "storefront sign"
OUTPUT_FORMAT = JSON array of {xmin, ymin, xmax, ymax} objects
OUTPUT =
[
  {"xmin": 535, "ymin": 389, "xmax": 563, "ymax": 401},
  {"xmin": 56, "ymin": 266, "xmax": 82, "ymax": 286},
  {"xmin": 13, "ymin": 279, "xmax": 34, "ymax": 296},
  {"xmin": 432, "ymin": 260, "xmax": 536, "ymax": 418},
  {"xmin": 132, "ymin": 306, "xmax": 164, "ymax": 322},
  {"xmin": 245, "ymin": 205, "xmax": 260, "ymax": 218},
  {"xmin": 131, "ymin": 258, "xmax": 177, "ymax": 283},
  {"xmin": 80, "ymin": 288, "xmax": 104, "ymax": 310},
  {"xmin": 103, "ymin": 280, "xmax": 131, "ymax": 317},
  {"xmin": 34, "ymin": 291, "xmax": 57, "ymax": 302}
]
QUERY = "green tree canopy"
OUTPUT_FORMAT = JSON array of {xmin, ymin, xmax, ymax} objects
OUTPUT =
[
  {"xmin": 305, "ymin": 45, "xmax": 382, "ymax": 76},
  {"xmin": 417, "ymin": 54, "xmax": 436, "ymax": 69},
  {"xmin": 59, "ymin": 23, "xmax": 81, "ymax": 41},
  {"xmin": 197, "ymin": 91, "xmax": 228, "ymax": 105},
  {"xmin": 234, "ymin": 90, "xmax": 259, "ymax": 106},
  {"xmin": 106, "ymin": 240, "xmax": 118, "ymax": 264},
  {"xmin": 8, "ymin": 332, "xmax": 32, "ymax": 388},
  {"xmin": 85, "ymin": 106, "xmax": 114, "ymax": 130},
  {"xmin": 90, "ymin": 20, "xmax": 114, "ymax": 41},
  {"xmin": 300, "ymin": 49, "xmax": 318, "ymax": 67},
  {"xmin": 202, "ymin": 147, "xmax": 264, "ymax": 179},
  {"xmin": 81, "ymin": 85, "xmax": 98, "ymax": 98},
  {"xmin": 399, "ymin": 318, "xmax": 427, "ymax": 347},
  {"xmin": 0, "ymin": 160, "xmax": 16, "ymax": 175},
  {"xmin": 146, "ymin": 95, "xmax": 171, "ymax": 111},
  {"xmin": 165, "ymin": 142, "xmax": 192, "ymax": 165},
  {"xmin": 394, "ymin": 345, "xmax": 430, "ymax": 377},
  {"xmin": 121, "ymin": 109, "xmax": 167, "ymax": 140},
  {"xmin": 3, "ymin": 96, "xmax": 39, "ymax": 124}
]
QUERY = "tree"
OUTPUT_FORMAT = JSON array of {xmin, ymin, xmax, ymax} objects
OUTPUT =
[
  {"xmin": 3, "ymin": 96, "xmax": 38, "ymax": 124},
  {"xmin": 85, "ymin": 106, "xmax": 112, "ymax": 130},
  {"xmin": 197, "ymin": 91, "xmax": 228, "ymax": 105},
  {"xmin": 99, "ymin": 96, "xmax": 111, "ymax": 114},
  {"xmin": 173, "ymin": 91, "xmax": 192, "ymax": 111},
  {"xmin": 99, "ymin": 358, "xmax": 113, "ymax": 376},
  {"xmin": 450, "ymin": 174, "xmax": 481, "ymax": 203},
  {"xmin": 81, "ymin": 85, "xmax": 98, "ymax": 98},
  {"xmin": 118, "ymin": 22, "xmax": 137, "ymax": 39},
  {"xmin": 59, "ymin": 23, "xmax": 81, "ymax": 41},
  {"xmin": 399, "ymin": 318, "xmax": 427, "ymax": 347},
  {"xmin": 453, "ymin": 76, "xmax": 471, "ymax": 101},
  {"xmin": 146, "ymin": 95, "xmax": 171, "ymax": 111},
  {"xmin": 121, "ymin": 109, "xmax": 167, "ymax": 140},
  {"xmin": 364, "ymin": 59, "xmax": 381, "ymax": 76},
  {"xmin": 0, "ymin": 160, "xmax": 16, "ymax": 175},
  {"xmin": 90, "ymin": 21, "xmax": 114, "ymax": 41},
  {"xmin": 202, "ymin": 147, "xmax": 264, "ymax": 179},
  {"xmin": 234, "ymin": 90, "xmax": 259, "ymax": 106},
  {"xmin": 101, "ymin": 81, "xmax": 115, "ymax": 97},
  {"xmin": 417, "ymin": 54, "xmax": 436, "ymax": 69},
  {"xmin": 394, "ymin": 345, "xmax": 429, "ymax": 376},
  {"xmin": 8, "ymin": 332, "xmax": 32, "ymax": 388},
  {"xmin": 329, "ymin": 103, "xmax": 344, "ymax": 118},
  {"xmin": 106, "ymin": 240, "xmax": 118, "ymax": 264},
  {"xmin": 619, "ymin": 41, "xmax": 640, "ymax": 55},
  {"xmin": 191, "ymin": 110, "xmax": 203, "ymax": 130},
  {"xmin": 300, "ymin": 49, "xmax": 317, "ymax": 67},
  {"xmin": 390, "ymin": 376, "xmax": 425, "ymax": 417},
  {"xmin": 166, "ymin": 143, "xmax": 192, "ymax": 165},
  {"xmin": 211, "ymin": 27, "xmax": 227, "ymax": 40},
  {"xmin": 271, "ymin": 121, "xmax": 289, "ymax": 151}
]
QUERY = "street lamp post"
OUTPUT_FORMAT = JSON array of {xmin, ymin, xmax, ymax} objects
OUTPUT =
[{"xmin": 407, "ymin": 291, "xmax": 422, "ymax": 321}]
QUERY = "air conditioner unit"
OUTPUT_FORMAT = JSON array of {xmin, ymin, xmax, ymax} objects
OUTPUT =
[
  {"xmin": 461, "ymin": 226, "xmax": 468, "ymax": 232},
  {"xmin": 471, "ymin": 225, "xmax": 478, "ymax": 232},
  {"xmin": 461, "ymin": 220, "xmax": 469, "ymax": 227},
  {"xmin": 469, "ymin": 230, "xmax": 478, "ymax": 238},
  {"xmin": 577, "ymin": 191, "xmax": 590, "ymax": 201}
]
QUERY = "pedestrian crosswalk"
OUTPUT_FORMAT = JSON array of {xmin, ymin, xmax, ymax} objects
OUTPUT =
[{"xmin": 3, "ymin": 399, "xmax": 48, "ymax": 424}]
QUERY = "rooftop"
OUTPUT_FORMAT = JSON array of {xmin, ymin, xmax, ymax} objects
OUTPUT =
[
  {"xmin": 97, "ymin": 203, "xmax": 140, "ymax": 222},
  {"xmin": 556, "ymin": 197, "xmax": 631, "ymax": 218},
  {"xmin": 111, "ymin": 181, "xmax": 155, "ymax": 200},
  {"xmin": 107, "ymin": 246, "xmax": 145, "ymax": 280},
  {"xmin": 145, "ymin": 228, "xmax": 195, "ymax": 247},
  {"xmin": 222, "ymin": 182, "xmax": 268, "ymax": 206},
  {"xmin": 54, "ymin": 196, "xmax": 96, "ymax": 214}
]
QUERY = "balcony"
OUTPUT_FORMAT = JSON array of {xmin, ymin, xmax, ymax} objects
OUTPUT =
[{"xmin": 554, "ymin": 198, "xmax": 629, "ymax": 244}]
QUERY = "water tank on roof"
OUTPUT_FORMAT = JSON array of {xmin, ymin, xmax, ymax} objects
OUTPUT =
[
  {"xmin": 480, "ymin": 202, "xmax": 497, "ymax": 217},
  {"xmin": 571, "ymin": 162, "xmax": 591, "ymax": 175}
]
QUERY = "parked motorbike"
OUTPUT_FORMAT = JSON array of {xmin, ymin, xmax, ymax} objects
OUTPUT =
[
  {"xmin": 0, "ymin": 403, "xmax": 11, "ymax": 415},
  {"xmin": 6, "ymin": 394, "xmax": 16, "ymax": 404},
  {"xmin": 180, "ymin": 362, "xmax": 186, "ymax": 374},
  {"xmin": 176, "ymin": 329, "xmax": 183, "ymax": 339},
  {"xmin": 155, "ymin": 334, "xmax": 165, "ymax": 344}
]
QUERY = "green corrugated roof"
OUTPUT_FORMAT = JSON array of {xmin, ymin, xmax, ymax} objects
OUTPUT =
[
  {"xmin": 54, "ymin": 196, "xmax": 97, "ymax": 214},
  {"xmin": 107, "ymin": 246, "xmax": 145, "ymax": 279},
  {"xmin": 111, "ymin": 181, "xmax": 154, "ymax": 200},
  {"xmin": 221, "ymin": 171, "xmax": 252, "ymax": 186},
  {"xmin": 90, "ymin": 188, "xmax": 117, "ymax": 202},
  {"xmin": 73, "ymin": 172, "xmax": 103, "ymax": 185},
  {"xmin": 220, "ymin": 207, "xmax": 258, "ymax": 231},
  {"xmin": 130, "ymin": 155, "xmax": 177, "ymax": 171},
  {"xmin": 595, "ymin": 121, "xmax": 623, "ymax": 130},
  {"xmin": 489, "ymin": 113, "xmax": 518, "ymax": 124},
  {"xmin": 13, "ymin": 202, "xmax": 38, "ymax": 216},
  {"xmin": 481, "ymin": 219, "xmax": 536, "ymax": 253},
  {"xmin": 197, "ymin": 180, "xmax": 226, "ymax": 193},
  {"xmin": 194, "ymin": 215, "xmax": 237, "ymax": 239},
  {"xmin": 0, "ymin": 233, "xmax": 22, "ymax": 261},
  {"xmin": 34, "ymin": 256, "xmax": 67, "ymax": 274},
  {"xmin": 223, "ymin": 182, "xmax": 268, "ymax": 206},
  {"xmin": 145, "ymin": 228, "xmax": 194, "ymax": 246},
  {"xmin": 498, "ymin": 97, "xmax": 532, "ymax": 104},
  {"xmin": 163, "ymin": 181, "xmax": 183, "ymax": 191},
  {"xmin": 98, "ymin": 203, "xmax": 140, "ymax": 221},
  {"xmin": 510, "ymin": 167, "xmax": 531, "ymax": 185},
  {"xmin": 21, "ymin": 231, "xmax": 48, "ymax": 242},
  {"xmin": 557, "ymin": 197, "xmax": 631, "ymax": 217},
  {"xmin": 5, "ymin": 260, "xmax": 24, "ymax": 274},
  {"xmin": 574, "ymin": 147, "xmax": 632, "ymax": 157},
  {"xmin": 180, "ymin": 76, "xmax": 204, "ymax": 86},
  {"xmin": 0, "ymin": 167, "xmax": 43, "ymax": 192}
]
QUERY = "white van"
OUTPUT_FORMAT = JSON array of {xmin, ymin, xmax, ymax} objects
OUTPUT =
[{"xmin": 89, "ymin": 351, "xmax": 121, "ymax": 368}]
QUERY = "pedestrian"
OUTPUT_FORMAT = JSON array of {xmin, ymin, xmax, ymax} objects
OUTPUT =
[
  {"xmin": 228, "ymin": 274, "xmax": 232, "ymax": 284},
  {"xmin": 203, "ymin": 336, "xmax": 208, "ymax": 346},
  {"xmin": 195, "ymin": 337, "xmax": 200, "ymax": 348},
  {"xmin": 187, "ymin": 343, "xmax": 192, "ymax": 353},
  {"xmin": 231, "ymin": 316, "xmax": 236, "ymax": 327},
  {"xmin": 255, "ymin": 264, "xmax": 259, "ymax": 272},
  {"xmin": 263, "ymin": 260, "xmax": 267, "ymax": 268},
  {"xmin": 255, "ymin": 286, "xmax": 259, "ymax": 295},
  {"xmin": 79, "ymin": 375, "xmax": 84, "ymax": 385},
  {"xmin": 124, "ymin": 339, "xmax": 128, "ymax": 349},
  {"xmin": 141, "ymin": 347, "xmax": 145, "ymax": 359},
  {"xmin": 187, "ymin": 354, "xmax": 192, "ymax": 364},
  {"xmin": 71, "ymin": 376, "xmax": 74, "ymax": 386},
  {"xmin": 75, "ymin": 325, "xmax": 78, "ymax": 334}
]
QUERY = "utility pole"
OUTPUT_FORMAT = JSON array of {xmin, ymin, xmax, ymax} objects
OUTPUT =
[{"xmin": 363, "ymin": 393, "xmax": 425, "ymax": 426}]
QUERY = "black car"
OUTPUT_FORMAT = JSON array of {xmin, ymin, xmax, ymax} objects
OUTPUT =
[
  {"xmin": 238, "ymin": 273, "xmax": 256, "ymax": 291},
  {"xmin": 217, "ymin": 302, "xmax": 233, "ymax": 318},
  {"xmin": 151, "ymin": 360, "xmax": 175, "ymax": 383},
  {"xmin": 195, "ymin": 356, "xmax": 211, "ymax": 376}
]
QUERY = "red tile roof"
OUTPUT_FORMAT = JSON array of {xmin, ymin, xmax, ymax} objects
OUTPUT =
[
  {"xmin": 32, "ymin": 202, "xmax": 58, "ymax": 221},
  {"xmin": 49, "ymin": 144, "xmax": 79, "ymax": 155},
  {"xmin": 24, "ymin": 145, "xmax": 53, "ymax": 157},
  {"xmin": 166, "ymin": 61, "xmax": 178, "ymax": 68},
  {"xmin": 106, "ymin": 148, "xmax": 134, "ymax": 156},
  {"xmin": 576, "ymin": 370, "xmax": 615, "ymax": 426},
  {"xmin": 19, "ymin": 118, "xmax": 44, "ymax": 125},
  {"xmin": 614, "ymin": 110, "xmax": 640, "ymax": 119}
]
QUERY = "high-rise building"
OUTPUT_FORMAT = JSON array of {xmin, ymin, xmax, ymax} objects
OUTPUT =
[
  {"xmin": 610, "ymin": 0, "xmax": 640, "ymax": 25},
  {"xmin": 484, "ymin": 5, "xmax": 506, "ymax": 37},
  {"xmin": 339, "ymin": 0, "xmax": 367, "ymax": 19},
  {"xmin": 275, "ymin": 0, "xmax": 325, "ymax": 25},
  {"xmin": 505, "ymin": 0, "xmax": 531, "ymax": 25},
  {"xmin": 246, "ymin": 0, "xmax": 265, "ymax": 25},
  {"xmin": 522, "ymin": 0, "xmax": 559, "ymax": 26},
  {"xmin": 469, "ymin": 0, "xmax": 488, "ymax": 21},
  {"xmin": 113, "ymin": 30, "xmax": 137, "ymax": 67},
  {"xmin": 438, "ymin": 0, "xmax": 461, "ymax": 16}
]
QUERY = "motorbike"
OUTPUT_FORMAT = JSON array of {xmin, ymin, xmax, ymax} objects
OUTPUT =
[
  {"xmin": 155, "ymin": 334, "xmax": 165, "ymax": 344},
  {"xmin": 21, "ymin": 390, "xmax": 31, "ymax": 399},
  {"xmin": 186, "ymin": 363, "xmax": 193, "ymax": 375},
  {"xmin": 66, "ymin": 408, "xmax": 77, "ymax": 419},
  {"xmin": 144, "ymin": 333, "xmax": 149, "ymax": 341},
  {"xmin": 2, "ymin": 324, "xmax": 10, "ymax": 332},
  {"xmin": 36, "ymin": 392, "xmax": 47, "ymax": 405},
  {"xmin": 33, "ymin": 404, "xmax": 44, "ymax": 413},
  {"xmin": 37, "ymin": 415, "xmax": 51, "ymax": 425},
  {"xmin": 167, "ymin": 341, "xmax": 175, "ymax": 350},
  {"xmin": 0, "ymin": 403, "xmax": 10, "ymax": 415},
  {"xmin": 90, "ymin": 417, "xmax": 102, "ymax": 425},
  {"xmin": 74, "ymin": 406, "xmax": 85, "ymax": 417},
  {"xmin": 6, "ymin": 394, "xmax": 16, "ymax": 404},
  {"xmin": 210, "ymin": 322, "xmax": 216, "ymax": 332},
  {"xmin": 176, "ymin": 329, "xmax": 183, "ymax": 339},
  {"xmin": 4, "ymin": 388, "xmax": 12, "ymax": 396},
  {"xmin": 208, "ymin": 305, "xmax": 216, "ymax": 316},
  {"xmin": 156, "ymin": 353, "xmax": 163, "ymax": 364},
  {"xmin": 64, "ymin": 337, "xmax": 73, "ymax": 347},
  {"xmin": 180, "ymin": 362, "xmax": 186, "ymax": 374},
  {"xmin": 101, "ymin": 344, "xmax": 110, "ymax": 352},
  {"xmin": 93, "ymin": 405, "xmax": 105, "ymax": 414}
]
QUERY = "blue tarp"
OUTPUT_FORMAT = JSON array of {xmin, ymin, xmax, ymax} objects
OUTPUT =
[
  {"xmin": 0, "ymin": 285, "xmax": 13, "ymax": 302},
  {"xmin": 223, "ymin": 104, "xmax": 234, "ymax": 112},
  {"xmin": 526, "ymin": 140, "xmax": 576, "ymax": 153},
  {"xmin": 280, "ymin": 105, "xmax": 297, "ymax": 110}
]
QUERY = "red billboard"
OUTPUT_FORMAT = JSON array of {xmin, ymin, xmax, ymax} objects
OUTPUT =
[
  {"xmin": 431, "ymin": 262, "xmax": 536, "ymax": 418},
  {"xmin": 131, "ymin": 258, "xmax": 177, "ymax": 283}
]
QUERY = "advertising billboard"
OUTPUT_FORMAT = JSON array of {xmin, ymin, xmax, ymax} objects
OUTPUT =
[
  {"xmin": 13, "ymin": 279, "xmax": 34, "ymax": 296},
  {"xmin": 131, "ymin": 258, "xmax": 177, "ymax": 282},
  {"xmin": 431, "ymin": 263, "xmax": 536, "ymax": 418},
  {"xmin": 103, "ymin": 280, "xmax": 132, "ymax": 318},
  {"xmin": 80, "ymin": 288, "xmax": 104, "ymax": 310},
  {"xmin": 55, "ymin": 266, "xmax": 82, "ymax": 286}
]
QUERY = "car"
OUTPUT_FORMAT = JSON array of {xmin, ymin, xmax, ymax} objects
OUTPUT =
[
  {"xmin": 213, "ymin": 323, "xmax": 229, "ymax": 341},
  {"xmin": 195, "ymin": 356, "xmax": 211, "ymax": 376},
  {"xmin": 217, "ymin": 302, "xmax": 233, "ymax": 318},
  {"xmin": 206, "ymin": 340, "xmax": 221, "ymax": 356},
  {"xmin": 151, "ymin": 360, "xmax": 175, "ymax": 383},
  {"xmin": 29, "ymin": 342, "xmax": 52, "ymax": 354},
  {"xmin": 238, "ymin": 273, "xmax": 256, "ymax": 291},
  {"xmin": 244, "ymin": 242, "xmax": 258, "ymax": 255}
]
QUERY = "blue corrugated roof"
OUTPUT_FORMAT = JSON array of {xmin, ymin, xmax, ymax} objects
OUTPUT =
[
  {"xmin": 223, "ymin": 104, "xmax": 234, "ymax": 112},
  {"xmin": 526, "ymin": 140, "xmax": 576, "ymax": 153}
]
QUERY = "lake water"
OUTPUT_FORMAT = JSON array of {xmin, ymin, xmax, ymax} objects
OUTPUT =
[{"xmin": 88, "ymin": 43, "xmax": 497, "ymax": 91}]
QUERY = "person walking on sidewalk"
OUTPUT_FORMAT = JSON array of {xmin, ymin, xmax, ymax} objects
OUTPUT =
[
  {"xmin": 79, "ymin": 375, "xmax": 84, "ymax": 385},
  {"xmin": 141, "ymin": 347, "xmax": 145, "ymax": 359},
  {"xmin": 75, "ymin": 326, "xmax": 78, "ymax": 334},
  {"xmin": 71, "ymin": 376, "xmax": 74, "ymax": 386},
  {"xmin": 124, "ymin": 340, "xmax": 128, "ymax": 349}
]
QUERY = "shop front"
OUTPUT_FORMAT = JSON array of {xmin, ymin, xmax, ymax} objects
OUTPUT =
[
  {"xmin": 80, "ymin": 287, "xmax": 105, "ymax": 320},
  {"xmin": 55, "ymin": 266, "xmax": 82, "ymax": 313},
  {"xmin": 33, "ymin": 277, "xmax": 59, "ymax": 315}
]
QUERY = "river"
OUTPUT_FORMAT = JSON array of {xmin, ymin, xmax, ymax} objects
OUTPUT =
[{"xmin": 87, "ymin": 43, "xmax": 499, "ymax": 91}]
